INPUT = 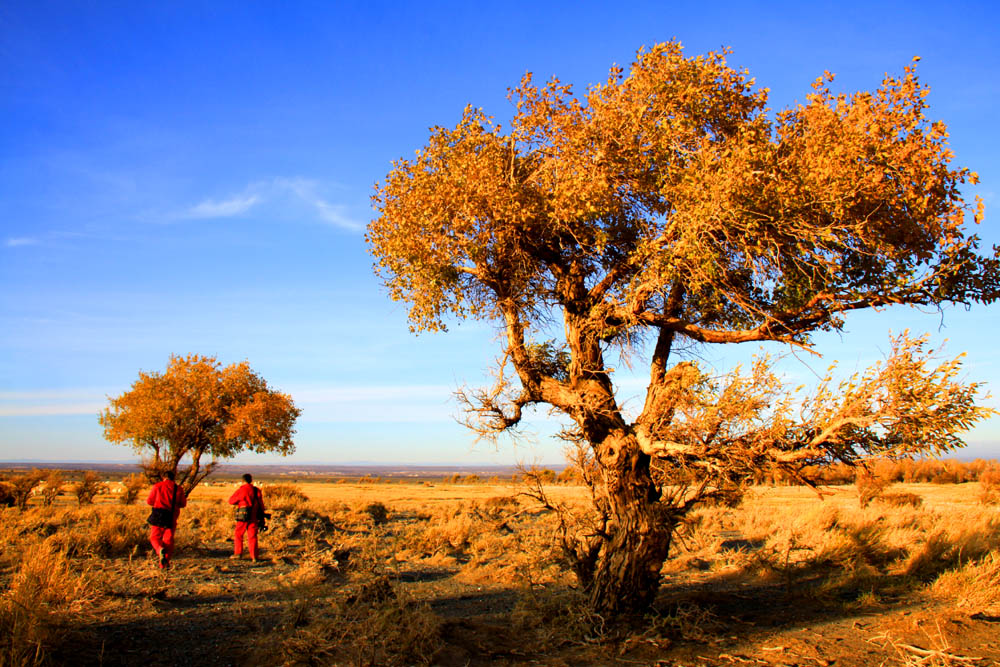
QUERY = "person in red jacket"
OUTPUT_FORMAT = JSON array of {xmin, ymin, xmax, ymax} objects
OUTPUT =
[
  {"xmin": 146, "ymin": 470, "xmax": 187, "ymax": 569},
  {"xmin": 228, "ymin": 473, "xmax": 265, "ymax": 562}
]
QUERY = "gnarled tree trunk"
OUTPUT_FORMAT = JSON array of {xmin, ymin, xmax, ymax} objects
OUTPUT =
[{"xmin": 582, "ymin": 433, "xmax": 674, "ymax": 613}]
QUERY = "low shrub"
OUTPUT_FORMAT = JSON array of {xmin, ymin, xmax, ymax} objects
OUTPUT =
[
  {"xmin": 119, "ymin": 474, "xmax": 146, "ymax": 506},
  {"xmin": 978, "ymin": 468, "xmax": 1000, "ymax": 505},
  {"xmin": 855, "ymin": 470, "xmax": 891, "ymax": 509},
  {"xmin": 363, "ymin": 502, "xmax": 389, "ymax": 526}
]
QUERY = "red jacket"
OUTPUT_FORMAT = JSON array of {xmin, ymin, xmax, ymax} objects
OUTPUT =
[
  {"xmin": 146, "ymin": 479, "xmax": 187, "ymax": 519},
  {"xmin": 228, "ymin": 483, "xmax": 265, "ymax": 522}
]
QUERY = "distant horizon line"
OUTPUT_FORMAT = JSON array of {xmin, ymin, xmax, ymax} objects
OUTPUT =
[{"xmin": 0, "ymin": 459, "xmax": 566, "ymax": 469}]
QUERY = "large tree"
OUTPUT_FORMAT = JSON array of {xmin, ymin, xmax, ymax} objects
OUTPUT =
[
  {"xmin": 367, "ymin": 42, "xmax": 998, "ymax": 612},
  {"xmin": 100, "ymin": 354, "xmax": 300, "ymax": 492}
]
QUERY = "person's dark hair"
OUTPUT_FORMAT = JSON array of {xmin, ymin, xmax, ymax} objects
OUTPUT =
[
  {"xmin": 242, "ymin": 473, "xmax": 253, "ymax": 484},
  {"xmin": 163, "ymin": 470, "xmax": 176, "ymax": 481}
]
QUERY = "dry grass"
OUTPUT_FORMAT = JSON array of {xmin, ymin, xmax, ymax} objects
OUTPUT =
[
  {"xmin": 0, "ymin": 539, "xmax": 100, "ymax": 666},
  {"xmin": 1, "ymin": 479, "xmax": 998, "ymax": 665},
  {"xmin": 253, "ymin": 579, "xmax": 444, "ymax": 666},
  {"xmin": 264, "ymin": 483, "xmax": 310, "ymax": 511}
]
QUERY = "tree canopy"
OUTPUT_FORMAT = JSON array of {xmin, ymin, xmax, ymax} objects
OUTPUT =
[
  {"xmin": 368, "ymin": 41, "xmax": 998, "ymax": 612},
  {"xmin": 100, "ymin": 354, "xmax": 300, "ymax": 492}
]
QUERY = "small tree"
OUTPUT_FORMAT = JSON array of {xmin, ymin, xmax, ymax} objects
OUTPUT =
[
  {"xmin": 119, "ymin": 473, "xmax": 147, "ymax": 505},
  {"xmin": 100, "ymin": 354, "xmax": 301, "ymax": 494},
  {"xmin": 7, "ymin": 470, "xmax": 44, "ymax": 511},
  {"xmin": 74, "ymin": 471, "xmax": 107, "ymax": 506},
  {"xmin": 368, "ymin": 41, "xmax": 998, "ymax": 612},
  {"xmin": 39, "ymin": 470, "xmax": 65, "ymax": 507}
]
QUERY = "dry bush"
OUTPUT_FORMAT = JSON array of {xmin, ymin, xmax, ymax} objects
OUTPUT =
[
  {"xmin": 264, "ymin": 483, "xmax": 310, "ymax": 511},
  {"xmin": 73, "ymin": 471, "xmax": 107, "ymax": 506},
  {"xmin": 119, "ymin": 473, "xmax": 146, "ymax": 506},
  {"xmin": 856, "ymin": 470, "xmax": 892, "ymax": 509},
  {"xmin": 363, "ymin": 501, "xmax": 389, "ymax": 526},
  {"xmin": 39, "ymin": 470, "xmax": 64, "ymax": 507},
  {"xmin": 978, "ymin": 467, "xmax": 1000, "ymax": 505}
]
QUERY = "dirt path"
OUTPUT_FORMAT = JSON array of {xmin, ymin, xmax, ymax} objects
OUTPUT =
[{"xmin": 78, "ymin": 546, "xmax": 301, "ymax": 666}]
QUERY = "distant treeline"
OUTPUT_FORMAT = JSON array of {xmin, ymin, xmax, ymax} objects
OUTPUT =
[
  {"xmin": 787, "ymin": 458, "xmax": 1000, "ymax": 486},
  {"xmin": 545, "ymin": 458, "xmax": 1000, "ymax": 487}
]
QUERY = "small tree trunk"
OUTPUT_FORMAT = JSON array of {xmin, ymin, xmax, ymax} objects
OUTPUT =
[{"xmin": 585, "ymin": 435, "xmax": 673, "ymax": 613}]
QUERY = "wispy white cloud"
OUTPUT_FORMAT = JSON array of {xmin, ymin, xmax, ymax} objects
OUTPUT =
[
  {"xmin": 176, "ymin": 178, "xmax": 364, "ymax": 230},
  {"xmin": 273, "ymin": 178, "xmax": 364, "ymax": 231},
  {"xmin": 183, "ymin": 193, "xmax": 261, "ymax": 219},
  {"xmin": 0, "ymin": 388, "xmax": 111, "ymax": 417},
  {"xmin": 0, "ymin": 403, "xmax": 104, "ymax": 417},
  {"xmin": 5, "ymin": 237, "xmax": 39, "ymax": 247}
]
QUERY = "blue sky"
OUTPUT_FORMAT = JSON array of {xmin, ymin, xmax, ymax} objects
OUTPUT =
[{"xmin": 2, "ymin": 1, "xmax": 998, "ymax": 465}]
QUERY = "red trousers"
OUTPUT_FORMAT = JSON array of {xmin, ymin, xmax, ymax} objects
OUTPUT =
[
  {"xmin": 234, "ymin": 521, "xmax": 258, "ymax": 559},
  {"xmin": 149, "ymin": 524, "xmax": 176, "ymax": 567}
]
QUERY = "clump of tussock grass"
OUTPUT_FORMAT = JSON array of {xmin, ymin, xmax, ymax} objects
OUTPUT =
[
  {"xmin": 7, "ymin": 542, "xmax": 98, "ymax": 609},
  {"xmin": 0, "ymin": 542, "xmax": 99, "ymax": 666},
  {"xmin": 929, "ymin": 552, "xmax": 1000, "ymax": 613},
  {"xmin": 254, "ymin": 576, "xmax": 443, "ymax": 666},
  {"xmin": 876, "ymin": 491, "xmax": 923, "ymax": 508},
  {"xmin": 0, "ymin": 598, "xmax": 55, "ymax": 667},
  {"xmin": 278, "ymin": 547, "xmax": 343, "ymax": 588}
]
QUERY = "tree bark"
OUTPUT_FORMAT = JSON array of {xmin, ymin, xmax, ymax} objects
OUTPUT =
[{"xmin": 584, "ymin": 433, "xmax": 673, "ymax": 613}]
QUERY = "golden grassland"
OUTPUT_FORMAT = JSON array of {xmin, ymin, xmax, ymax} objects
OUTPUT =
[{"xmin": 2, "ymin": 477, "xmax": 1000, "ymax": 666}]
